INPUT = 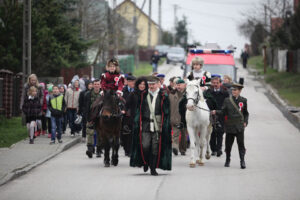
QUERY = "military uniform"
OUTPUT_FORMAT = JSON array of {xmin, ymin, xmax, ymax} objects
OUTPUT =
[{"xmin": 217, "ymin": 89, "xmax": 249, "ymax": 169}]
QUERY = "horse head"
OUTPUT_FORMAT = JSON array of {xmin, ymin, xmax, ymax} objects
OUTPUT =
[
  {"xmin": 186, "ymin": 79, "xmax": 202, "ymax": 111},
  {"xmin": 101, "ymin": 89, "xmax": 120, "ymax": 118}
]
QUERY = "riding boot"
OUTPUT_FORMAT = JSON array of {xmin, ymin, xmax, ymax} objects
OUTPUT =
[
  {"xmin": 150, "ymin": 155, "xmax": 158, "ymax": 176},
  {"xmin": 86, "ymin": 144, "xmax": 94, "ymax": 158},
  {"xmin": 143, "ymin": 165, "xmax": 149, "ymax": 172},
  {"xmin": 239, "ymin": 152, "xmax": 246, "ymax": 169},
  {"xmin": 224, "ymin": 152, "xmax": 230, "ymax": 167}
]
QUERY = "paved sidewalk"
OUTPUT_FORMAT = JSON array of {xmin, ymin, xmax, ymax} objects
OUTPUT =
[{"xmin": 0, "ymin": 129, "xmax": 81, "ymax": 186}]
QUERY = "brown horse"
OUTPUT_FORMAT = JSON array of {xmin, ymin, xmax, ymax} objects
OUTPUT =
[{"xmin": 95, "ymin": 90, "xmax": 122, "ymax": 167}]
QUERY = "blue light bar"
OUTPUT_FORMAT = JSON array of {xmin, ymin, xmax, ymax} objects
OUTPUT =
[{"xmin": 190, "ymin": 49, "xmax": 234, "ymax": 54}]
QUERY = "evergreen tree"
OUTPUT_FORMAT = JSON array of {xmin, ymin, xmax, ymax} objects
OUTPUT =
[
  {"xmin": 175, "ymin": 16, "xmax": 188, "ymax": 48},
  {"xmin": 0, "ymin": 0, "xmax": 90, "ymax": 76}
]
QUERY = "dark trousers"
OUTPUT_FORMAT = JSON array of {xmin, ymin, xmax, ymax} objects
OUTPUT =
[
  {"xmin": 210, "ymin": 128, "xmax": 224, "ymax": 152},
  {"xmin": 122, "ymin": 133, "xmax": 132, "ymax": 155},
  {"xmin": 41, "ymin": 114, "xmax": 47, "ymax": 131},
  {"xmin": 47, "ymin": 117, "xmax": 52, "ymax": 134},
  {"xmin": 81, "ymin": 115, "xmax": 87, "ymax": 138},
  {"xmin": 62, "ymin": 113, "xmax": 67, "ymax": 133},
  {"xmin": 225, "ymin": 132, "xmax": 246, "ymax": 158},
  {"xmin": 67, "ymin": 109, "xmax": 77, "ymax": 134}
]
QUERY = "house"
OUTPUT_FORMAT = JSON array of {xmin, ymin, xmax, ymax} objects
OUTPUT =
[
  {"xmin": 271, "ymin": 17, "xmax": 284, "ymax": 32},
  {"xmin": 115, "ymin": 0, "xmax": 160, "ymax": 47},
  {"xmin": 295, "ymin": 0, "xmax": 299, "ymax": 12}
]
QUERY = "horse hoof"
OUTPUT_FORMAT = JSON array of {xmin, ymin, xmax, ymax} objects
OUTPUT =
[
  {"xmin": 189, "ymin": 163, "xmax": 196, "ymax": 168},
  {"xmin": 198, "ymin": 162, "xmax": 204, "ymax": 166},
  {"xmin": 205, "ymin": 155, "xmax": 211, "ymax": 160},
  {"xmin": 196, "ymin": 160, "xmax": 201, "ymax": 164}
]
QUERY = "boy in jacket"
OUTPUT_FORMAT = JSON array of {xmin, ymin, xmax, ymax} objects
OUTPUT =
[{"xmin": 48, "ymin": 85, "xmax": 66, "ymax": 144}]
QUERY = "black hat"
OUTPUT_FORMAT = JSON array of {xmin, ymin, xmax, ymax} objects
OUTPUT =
[
  {"xmin": 147, "ymin": 76, "xmax": 160, "ymax": 84},
  {"xmin": 126, "ymin": 75, "xmax": 136, "ymax": 81},
  {"xmin": 231, "ymin": 83, "xmax": 244, "ymax": 90}
]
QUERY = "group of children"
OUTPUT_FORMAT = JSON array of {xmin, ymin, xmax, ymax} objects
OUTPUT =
[{"xmin": 22, "ymin": 76, "xmax": 68, "ymax": 144}]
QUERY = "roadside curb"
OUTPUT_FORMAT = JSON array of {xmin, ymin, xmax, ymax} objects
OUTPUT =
[
  {"xmin": 0, "ymin": 137, "xmax": 81, "ymax": 186},
  {"xmin": 247, "ymin": 68, "xmax": 300, "ymax": 131}
]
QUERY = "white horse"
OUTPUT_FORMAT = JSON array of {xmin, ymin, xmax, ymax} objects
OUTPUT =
[{"xmin": 185, "ymin": 79, "xmax": 212, "ymax": 167}]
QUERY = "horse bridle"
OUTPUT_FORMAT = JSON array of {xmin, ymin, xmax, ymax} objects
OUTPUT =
[{"xmin": 186, "ymin": 85, "xmax": 210, "ymax": 112}]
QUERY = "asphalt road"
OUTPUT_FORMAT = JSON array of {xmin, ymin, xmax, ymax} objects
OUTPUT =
[{"xmin": 0, "ymin": 62, "xmax": 299, "ymax": 200}]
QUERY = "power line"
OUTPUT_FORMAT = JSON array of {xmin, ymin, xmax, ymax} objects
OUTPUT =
[
  {"xmin": 187, "ymin": 0, "xmax": 253, "ymax": 6},
  {"xmin": 179, "ymin": 6, "xmax": 238, "ymax": 22}
]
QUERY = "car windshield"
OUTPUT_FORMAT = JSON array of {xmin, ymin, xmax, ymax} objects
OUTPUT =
[
  {"xmin": 169, "ymin": 48, "xmax": 184, "ymax": 54},
  {"xmin": 203, "ymin": 64, "xmax": 236, "ymax": 80}
]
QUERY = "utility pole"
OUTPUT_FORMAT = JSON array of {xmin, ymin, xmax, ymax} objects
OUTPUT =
[
  {"xmin": 158, "ymin": 0, "xmax": 162, "ymax": 44},
  {"xmin": 147, "ymin": 0, "xmax": 152, "ymax": 48},
  {"xmin": 264, "ymin": 4, "xmax": 267, "ymax": 39},
  {"xmin": 22, "ymin": 0, "xmax": 31, "ymax": 85},
  {"xmin": 113, "ymin": 0, "xmax": 118, "ymax": 57},
  {"xmin": 133, "ymin": 0, "xmax": 139, "ymax": 69},
  {"xmin": 173, "ymin": 4, "xmax": 178, "ymax": 46}
]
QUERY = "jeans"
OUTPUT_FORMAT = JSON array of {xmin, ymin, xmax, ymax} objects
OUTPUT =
[
  {"xmin": 152, "ymin": 63, "xmax": 158, "ymax": 72},
  {"xmin": 51, "ymin": 116, "xmax": 63, "ymax": 141},
  {"xmin": 67, "ymin": 109, "xmax": 77, "ymax": 134}
]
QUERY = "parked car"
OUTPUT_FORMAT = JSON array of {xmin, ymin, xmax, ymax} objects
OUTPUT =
[
  {"xmin": 182, "ymin": 49, "xmax": 242, "ymax": 83},
  {"xmin": 155, "ymin": 45, "xmax": 169, "ymax": 57},
  {"xmin": 166, "ymin": 47, "xmax": 185, "ymax": 64}
]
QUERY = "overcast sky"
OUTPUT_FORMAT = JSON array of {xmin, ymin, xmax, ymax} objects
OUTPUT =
[{"xmin": 110, "ymin": 0, "xmax": 265, "ymax": 54}]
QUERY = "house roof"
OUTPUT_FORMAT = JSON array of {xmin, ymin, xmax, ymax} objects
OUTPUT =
[{"xmin": 115, "ymin": 0, "xmax": 160, "ymax": 28}]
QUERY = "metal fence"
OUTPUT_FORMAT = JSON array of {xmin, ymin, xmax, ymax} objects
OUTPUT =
[{"xmin": 0, "ymin": 70, "xmax": 24, "ymax": 118}]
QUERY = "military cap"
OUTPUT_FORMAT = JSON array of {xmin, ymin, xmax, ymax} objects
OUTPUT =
[
  {"xmin": 176, "ymin": 79, "xmax": 185, "ymax": 84},
  {"xmin": 126, "ymin": 75, "xmax": 136, "ymax": 81},
  {"xmin": 156, "ymin": 74, "xmax": 165, "ymax": 78},
  {"xmin": 147, "ymin": 76, "xmax": 160, "ymax": 84},
  {"xmin": 231, "ymin": 83, "xmax": 244, "ymax": 90}
]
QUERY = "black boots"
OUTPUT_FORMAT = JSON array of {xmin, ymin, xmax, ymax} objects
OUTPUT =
[
  {"xmin": 224, "ymin": 158, "xmax": 230, "ymax": 167},
  {"xmin": 86, "ymin": 144, "xmax": 94, "ymax": 158},
  {"xmin": 96, "ymin": 146, "xmax": 102, "ymax": 158},
  {"xmin": 143, "ymin": 165, "xmax": 149, "ymax": 172},
  {"xmin": 239, "ymin": 152, "xmax": 246, "ymax": 169},
  {"xmin": 172, "ymin": 148, "xmax": 178, "ymax": 156},
  {"xmin": 150, "ymin": 155, "xmax": 158, "ymax": 176}
]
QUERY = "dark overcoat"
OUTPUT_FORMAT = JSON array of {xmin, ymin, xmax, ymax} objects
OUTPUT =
[{"xmin": 130, "ymin": 90, "xmax": 172, "ymax": 170}]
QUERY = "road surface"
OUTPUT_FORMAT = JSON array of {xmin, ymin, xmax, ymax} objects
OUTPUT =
[{"xmin": 0, "ymin": 62, "xmax": 299, "ymax": 200}]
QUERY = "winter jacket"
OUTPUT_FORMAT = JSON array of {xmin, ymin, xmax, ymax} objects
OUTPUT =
[
  {"xmin": 20, "ymin": 83, "xmax": 44, "ymax": 110},
  {"xmin": 100, "ymin": 71, "xmax": 124, "ymax": 94},
  {"xmin": 48, "ymin": 94, "xmax": 66, "ymax": 117},
  {"xmin": 65, "ymin": 87, "xmax": 81, "ymax": 110},
  {"xmin": 22, "ymin": 96, "xmax": 42, "ymax": 121},
  {"xmin": 169, "ymin": 90, "xmax": 184, "ymax": 126}
]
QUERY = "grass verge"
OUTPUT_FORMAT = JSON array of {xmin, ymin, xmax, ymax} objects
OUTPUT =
[
  {"xmin": 133, "ymin": 58, "xmax": 166, "ymax": 77},
  {"xmin": 0, "ymin": 117, "xmax": 27, "ymax": 148},
  {"xmin": 248, "ymin": 56, "xmax": 300, "ymax": 107}
]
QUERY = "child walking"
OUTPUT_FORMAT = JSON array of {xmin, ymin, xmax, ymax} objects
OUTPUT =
[
  {"xmin": 22, "ymin": 86, "xmax": 42, "ymax": 144},
  {"xmin": 48, "ymin": 85, "xmax": 66, "ymax": 144}
]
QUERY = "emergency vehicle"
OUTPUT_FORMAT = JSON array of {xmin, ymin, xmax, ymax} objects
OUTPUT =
[{"xmin": 182, "ymin": 48, "xmax": 241, "ymax": 83}]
